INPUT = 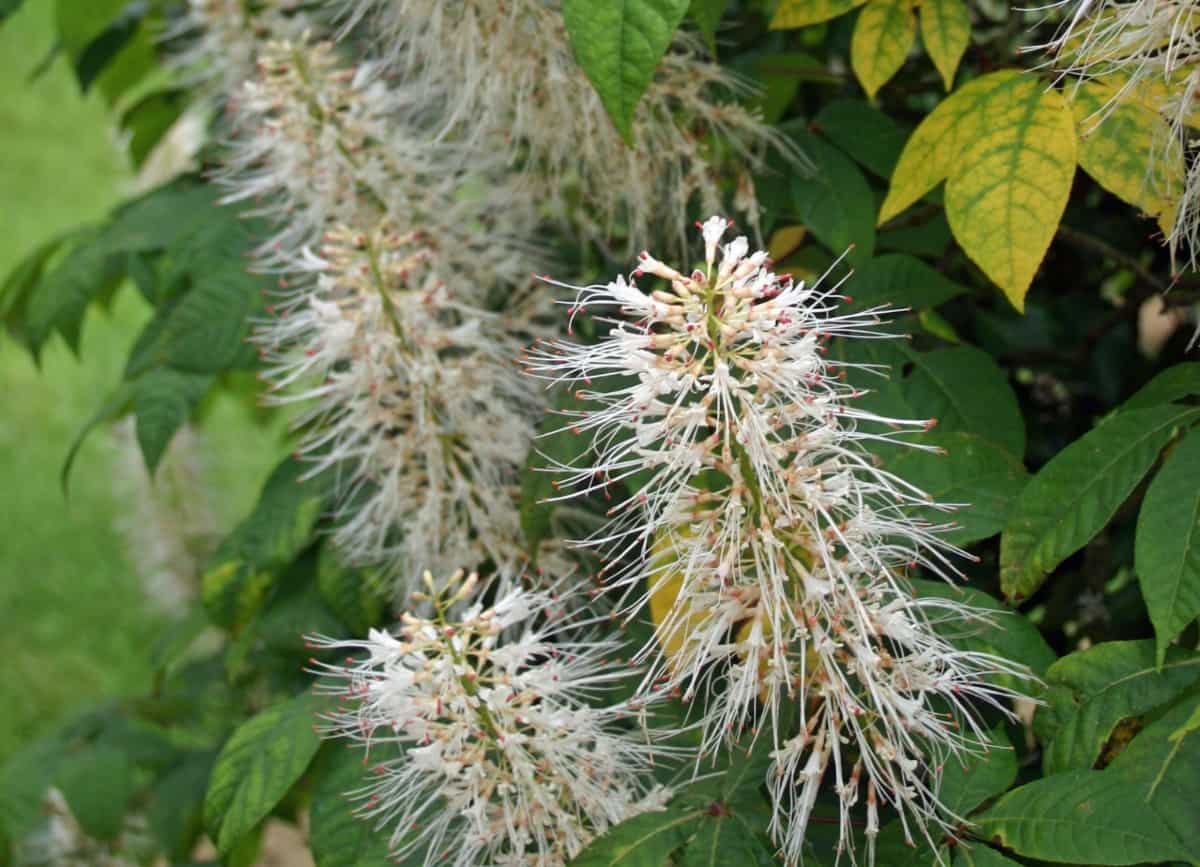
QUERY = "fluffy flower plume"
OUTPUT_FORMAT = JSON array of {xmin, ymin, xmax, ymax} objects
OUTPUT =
[
  {"xmin": 258, "ymin": 223, "xmax": 544, "ymax": 583},
  {"xmin": 1035, "ymin": 0, "xmax": 1200, "ymax": 266},
  {"xmin": 338, "ymin": 0, "xmax": 788, "ymax": 253},
  {"xmin": 309, "ymin": 570, "xmax": 673, "ymax": 866},
  {"xmin": 213, "ymin": 34, "xmax": 546, "ymax": 584},
  {"xmin": 522, "ymin": 217, "xmax": 1031, "ymax": 862}
]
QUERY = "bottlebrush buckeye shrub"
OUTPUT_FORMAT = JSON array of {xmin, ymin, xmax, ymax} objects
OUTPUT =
[{"xmin": 2, "ymin": 1, "xmax": 1200, "ymax": 866}]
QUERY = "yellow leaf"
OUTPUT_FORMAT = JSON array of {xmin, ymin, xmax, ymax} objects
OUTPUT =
[
  {"xmin": 1068, "ymin": 80, "xmax": 1185, "ymax": 237},
  {"xmin": 771, "ymin": 0, "xmax": 869, "ymax": 29},
  {"xmin": 851, "ymin": 0, "xmax": 916, "ymax": 99},
  {"xmin": 920, "ymin": 0, "xmax": 970, "ymax": 90},
  {"xmin": 646, "ymin": 528, "xmax": 713, "ymax": 673},
  {"xmin": 767, "ymin": 224, "xmax": 808, "ymax": 260},
  {"xmin": 879, "ymin": 71, "xmax": 1077, "ymax": 310}
]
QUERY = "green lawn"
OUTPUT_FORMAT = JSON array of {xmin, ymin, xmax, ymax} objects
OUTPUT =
[{"xmin": 0, "ymin": 4, "xmax": 280, "ymax": 759}]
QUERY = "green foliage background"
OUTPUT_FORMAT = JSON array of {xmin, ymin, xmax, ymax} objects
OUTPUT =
[{"xmin": 2, "ymin": 0, "xmax": 1200, "ymax": 865}]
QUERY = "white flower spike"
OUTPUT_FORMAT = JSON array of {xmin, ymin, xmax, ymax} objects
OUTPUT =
[{"xmin": 522, "ymin": 218, "xmax": 1033, "ymax": 863}]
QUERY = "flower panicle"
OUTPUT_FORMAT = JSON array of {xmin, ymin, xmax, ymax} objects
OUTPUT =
[
  {"xmin": 520, "ymin": 217, "xmax": 1035, "ymax": 863},
  {"xmin": 307, "ymin": 570, "xmax": 679, "ymax": 867}
]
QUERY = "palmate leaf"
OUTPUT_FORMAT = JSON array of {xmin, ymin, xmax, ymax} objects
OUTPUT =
[
  {"xmin": 1000, "ymin": 404, "xmax": 1200, "ymax": 601},
  {"xmin": 1135, "ymin": 427, "xmax": 1200, "ymax": 662},
  {"xmin": 561, "ymin": 0, "xmax": 690, "ymax": 144},
  {"xmin": 850, "ymin": 0, "xmax": 915, "ymax": 99},
  {"xmin": 879, "ymin": 71, "xmax": 1077, "ymax": 309}
]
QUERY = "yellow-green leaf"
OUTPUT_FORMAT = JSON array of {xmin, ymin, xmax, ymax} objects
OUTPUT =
[
  {"xmin": 851, "ymin": 0, "xmax": 916, "ymax": 99},
  {"xmin": 770, "ymin": 0, "xmax": 868, "ymax": 29},
  {"xmin": 920, "ymin": 0, "xmax": 970, "ymax": 90},
  {"xmin": 880, "ymin": 71, "xmax": 1077, "ymax": 309},
  {"xmin": 1068, "ymin": 80, "xmax": 1185, "ymax": 237}
]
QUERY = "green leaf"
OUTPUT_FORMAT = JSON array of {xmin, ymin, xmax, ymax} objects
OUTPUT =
[
  {"xmin": 850, "ymin": 0, "xmax": 915, "ymax": 99},
  {"xmin": 569, "ymin": 805, "xmax": 706, "ymax": 866},
  {"xmin": 561, "ymin": 0, "xmax": 690, "ymax": 144},
  {"xmin": 1124, "ymin": 362, "xmax": 1200, "ymax": 410},
  {"xmin": 24, "ymin": 234, "xmax": 124, "ymax": 354},
  {"xmin": 954, "ymin": 847, "xmax": 1023, "ymax": 867},
  {"xmin": 204, "ymin": 690, "xmax": 324, "ymax": 856},
  {"xmin": 0, "ymin": 0, "xmax": 25, "ymax": 23},
  {"xmin": 813, "ymin": 99, "xmax": 908, "ymax": 179},
  {"xmin": 678, "ymin": 812, "xmax": 775, "ymax": 867},
  {"xmin": 203, "ymin": 458, "xmax": 331, "ymax": 628},
  {"xmin": 976, "ymin": 767, "xmax": 1189, "ymax": 864},
  {"xmin": 848, "ymin": 253, "xmax": 969, "ymax": 310},
  {"xmin": 790, "ymin": 129, "xmax": 876, "ymax": 263},
  {"xmin": 879, "ymin": 70, "xmax": 1077, "ymax": 310},
  {"xmin": 688, "ymin": 0, "xmax": 727, "ymax": 52},
  {"xmin": 317, "ymin": 546, "xmax": 385, "ymax": 636},
  {"xmin": 1069, "ymin": 80, "xmax": 1184, "ymax": 236},
  {"xmin": 887, "ymin": 432, "xmax": 1027, "ymax": 545},
  {"xmin": 771, "ymin": 0, "xmax": 868, "ymax": 28},
  {"xmin": 134, "ymin": 368, "xmax": 213, "ymax": 474},
  {"xmin": 899, "ymin": 345, "xmax": 1025, "ymax": 458},
  {"xmin": 1041, "ymin": 641, "xmax": 1200, "ymax": 775},
  {"xmin": 121, "ymin": 88, "xmax": 188, "ymax": 168},
  {"xmin": 920, "ymin": 0, "xmax": 970, "ymax": 90},
  {"xmin": 160, "ymin": 264, "xmax": 262, "ymax": 373},
  {"xmin": 909, "ymin": 578, "xmax": 1056, "ymax": 689},
  {"xmin": 1105, "ymin": 694, "xmax": 1200, "ymax": 858},
  {"xmin": 57, "ymin": 746, "xmax": 135, "ymax": 840},
  {"xmin": 1000, "ymin": 404, "xmax": 1200, "ymax": 601},
  {"xmin": 1137, "ymin": 427, "xmax": 1200, "ymax": 663},
  {"xmin": 149, "ymin": 752, "xmax": 216, "ymax": 862},
  {"xmin": 309, "ymin": 748, "xmax": 396, "ymax": 867},
  {"xmin": 939, "ymin": 728, "xmax": 1016, "ymax": 817},
  {"xmin": 61, "ymin": 381, "xmax": 136, "ymax": 491}
]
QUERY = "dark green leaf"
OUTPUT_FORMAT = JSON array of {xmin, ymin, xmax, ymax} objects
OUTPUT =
[
  {"xmin": 120, "ymin": 88, "xmax": 187, "ymax": 166},
  {"xmin": 150, "ymin": 752, "xmax": 216, "ymax": 862},
  {"xmin": 813, "ymin": 99, "xmax": 907, "ymax": 178},
  {"xmin": 1040, "ymin": 641, "xmax": 1200, "ymax": 775},
  {"xmin": 203, "ymin": 457, "xmax": 331, "ymax": 628},
  {"xmin": 204, "ymin": 690, "xmax": 324, "ymax": 856},
  {"xmin": 1123, "ymin": 362, "xmax": 1200, "ymax": 410},
  {"xmin": 910, "ymin": 578, "xmax": 1056, "ymax": 689},
  {"xmin": 24, "ymin": 235, "xmax": 124, "ymax": 354},
  {"xmin": 848, "ymin": 253, "xmax": 969, "ymax": 311},
  {"xmin": 887, "ymin": 432, "xmax": 1027, "ymax": 545},
  {"xmin": 57, "ymin": 746, "xmax": 134, "ymax": 840},
  {"xmin": 898, "ymin": 345, "xmax": 1025, "ymax": 458},
  {"xmin": 0, "ymin": 0, "xmax": 25, "ymax": 24},
  {"xmin": 317, "ymin": 545, "xmax": 385, "ymax": 636},
  {"xmin": 1105, "ymin": 692, "xmax": 1200, "ymax": 856},
  {"xmin": 73, "ymin": 0, "xmax": 145, "ymax": 92},
  {"xmin": 790, "ymin": 129, "xmax": 876, "ymax": 263},
  {"xmin": 1000, "ymin": 405, "xmax": 1200, "ymax": 601},
  {"xmin": 309, "ymin": 748, "xmax": 396, "ymax": 867},
  {"xmin": 954, "ymin": 847, "xmax": 1022, "ymax": 866},
  {"xmin": 0, "ymin": 739, "xmax": 66, "ymax": 838},
  {"xmin": 569, "ymin": 805, "xmax": 706, "ymax": 866},
  {"xmin": 134, "ymin": 368, "xmax": 213, "ymax": 474},
  {"xmin": 678, "ymin": 812, "xmax": 775, "ymax": 867},
  {"xmin": 939, "ymin": 727, "xmax": 1017, "ymax": 817},
  {"xmin": 1136, "ymin": 427, "xmax": 1200, "ymax": 663},
  {"xmin": 521, "ymin": 389, "xmax": 598, "ymax": 555},
  {"xmin": 160, "ymin": 264, "xmax": 261, "ymax": 373},
  {"xmin": 561, "ymin": 0, "xmax": 690, "ymax": 143},
  {"xmin": 976, "ymin": 767, "xmax": 1189, "ymax": 864},
  {"xmin": 688, "ymin": 0, "xmax": 727, "ymax": 52}
]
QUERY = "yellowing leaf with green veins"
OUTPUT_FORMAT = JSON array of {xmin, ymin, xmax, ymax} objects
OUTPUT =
[
  {"xmin": 880, "ymin": 71, "xmax": 1077, "ymax": 309},
  {"xmin": 851, "ymin": 0, "xmax": 916, "ymax": 99},
  {"xmin": 1068, "ymin": 80, "xmax": 1184, "ymax": 236},
  {"xmin": 770, "ymin": 0, "xmax": 868, "ymax": 29},
  {"xmin": 920, "ymin": 0, "xmax": 970, "ymax": 89}
]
